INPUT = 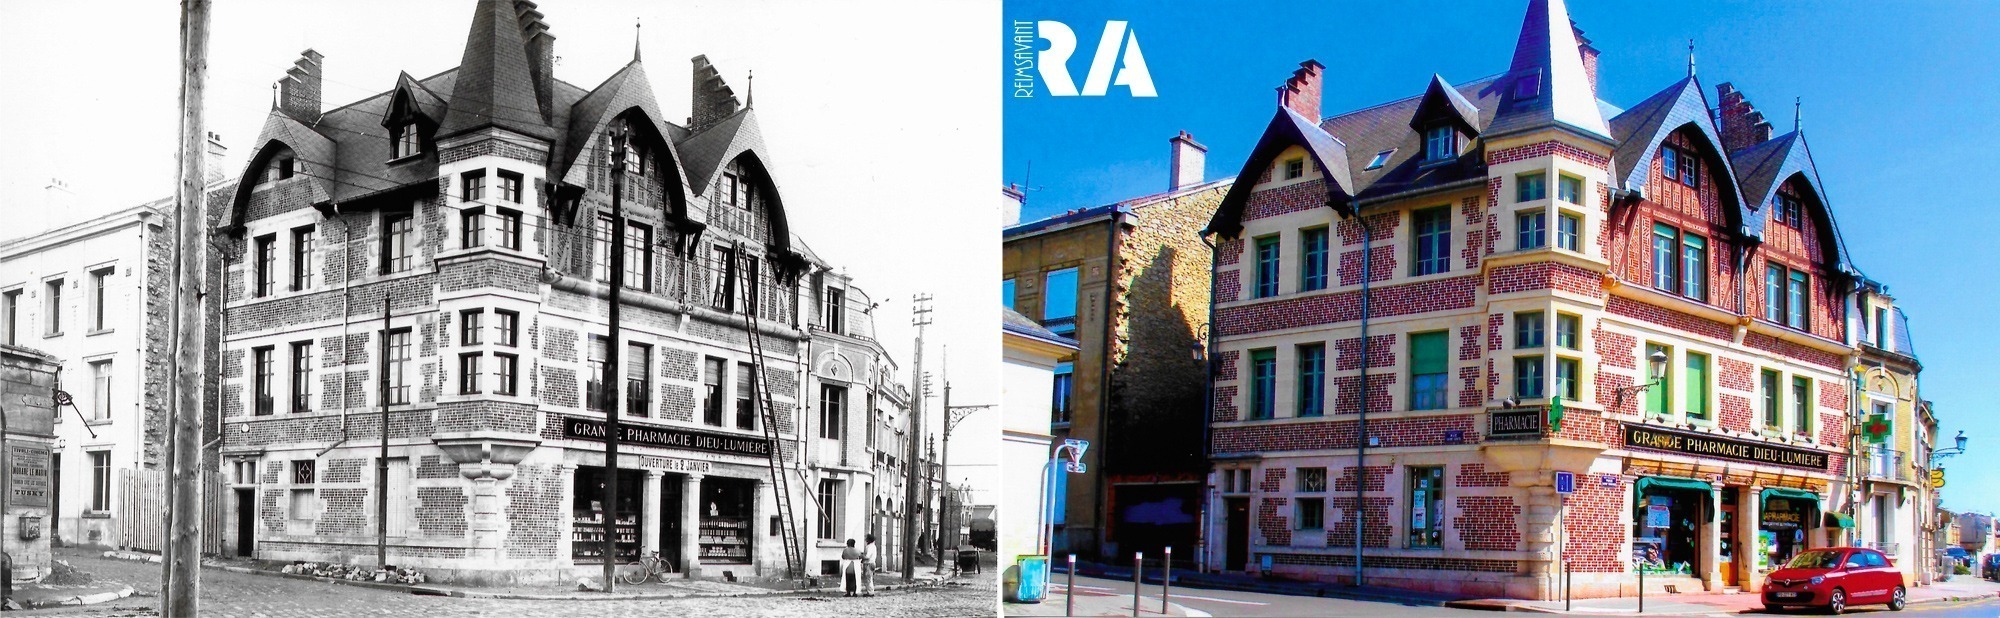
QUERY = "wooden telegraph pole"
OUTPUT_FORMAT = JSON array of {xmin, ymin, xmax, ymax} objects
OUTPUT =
[
  {"xmin": 165, "ymin": 0, "xmax": 211, "ymax": 614},
  {"xmin": 902, "ymin": 295, "xmax": 931, "ymax": 580},
  {"xmin": 598, "ymin": 122, "xmax": 631, "ymax": 592}
]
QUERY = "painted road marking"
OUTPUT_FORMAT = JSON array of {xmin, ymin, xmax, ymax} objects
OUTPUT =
[{"xmin": 1167, "ymin": 593, "xmax": 1269, "ymax": 606}]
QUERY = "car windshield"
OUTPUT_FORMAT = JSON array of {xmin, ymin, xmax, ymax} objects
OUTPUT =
[{"xmin": 1787, "ymin": 550, "xmax": 1843, "ymax": 569}]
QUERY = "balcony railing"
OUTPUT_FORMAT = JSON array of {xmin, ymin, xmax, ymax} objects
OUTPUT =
[{"xmin": 1866, "ymin": 447, "xmax": 1911, "ymax": 482}]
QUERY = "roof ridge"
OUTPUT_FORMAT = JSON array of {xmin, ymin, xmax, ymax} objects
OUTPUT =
[{"xmin": 1321, "ymin": 72, "xmax": 1504, "ymax": 125}]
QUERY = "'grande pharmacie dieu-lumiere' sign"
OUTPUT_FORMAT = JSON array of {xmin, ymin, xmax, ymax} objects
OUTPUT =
[
  {"xmin": 562, "ymin": 416, "xmax": 773, "ymax": 458},
  {"xmin": 1622, "ymin": 423, "xmax": 1828, "ymax": 470}
]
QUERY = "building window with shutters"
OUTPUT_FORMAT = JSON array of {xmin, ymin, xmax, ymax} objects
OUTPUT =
[
  {"xmin": 736, "ymin": 362, "xmax": 758, "ymax": 430},
  {"xmin": 1684, "ymin": 351, "xmax": 1710, "ymax": 421},
  {"xmin": 253, "ymin": 346, "xmax": 275, "ymax": 415},
  {"xmin": 1409, "ymin": 331, "xmax": 1448, "ymax": 410},
  {"xmin": 702, "ymin": 357, "xmax": 725, "ymax": 426},
  {"xmin": 626, "ymin": 342, "xmax": 651, "ymax": 417},
  {"xmin": 820, "ymin": 384, "xmax": 846, "ymax": 440}
]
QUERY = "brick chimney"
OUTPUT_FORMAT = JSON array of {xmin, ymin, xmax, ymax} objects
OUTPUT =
[
  {"xmin": 515, "ymin": 1, "xmax": 555, "ymax": 121},
  {"xmin": 204, "ymin": 132, "xmax": 228, "ymax": 185},
  {"xmin": 1276, "ymin": 60, "xmax": 1325, "ymax": 120},
  {"xmin": 1169, "ymin": 131, "xmax": 1207, "ymax": 191},
  {"xmin": 689, "ymin": 55, "xmax": 741, "ymax": 132},
  {"xmin": 1573, "ymin": 22, "xmax": 1599, "ymax": 98},
  {"xmin": 278, "ymin": 49, "xmax": 323, "ymax": 120},
  {"xmin": 1716, "ymin": 82, "xmax": 1774, "ymax": 152}
]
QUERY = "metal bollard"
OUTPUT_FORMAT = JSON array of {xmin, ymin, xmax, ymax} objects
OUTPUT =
[
  {"xmin": 1638, "ymin": 565, "xmax": 1645, "ymax": 613},
  {"xmin": 1162, "ymin": 546, "xmax": 1172, "ymax": 614},
  {"xmin": 1133, "ymin": 552, "xmax": 1143, "ymax": 617},
  {"xmin": 1067, "ymin": 554, "xmax": 1076, "ymax": 617},
  {"xmin": 1565, "ymin": 562, "xmax": 1571, "ymax": 612}
]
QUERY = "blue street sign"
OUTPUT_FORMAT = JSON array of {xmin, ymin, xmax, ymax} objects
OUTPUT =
[{"xmin": 1555, "ymin": 471, "xmax": 1575, "ymax": 495}]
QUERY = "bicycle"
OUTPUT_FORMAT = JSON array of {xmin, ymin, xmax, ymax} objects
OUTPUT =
[{"xmin": 621, "ymin": 551, "xmax": 676, "ymax": 585}]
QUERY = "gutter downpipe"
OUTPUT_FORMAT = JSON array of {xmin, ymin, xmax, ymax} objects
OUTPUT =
[
  {"xmin": 317, "ymin": 206, "xmax": 354, "ymax": 457},
  {"xmin": 1092, "ymin": 213, "xmax": 1120, "ymax": 560},
  {"xmin": 1353, "ymin": 209, "xmax": 1374, "ymax": 588},
  {"xmin": 1197, "ymin": 233, "xmax": 1219, "ymax": 574}
]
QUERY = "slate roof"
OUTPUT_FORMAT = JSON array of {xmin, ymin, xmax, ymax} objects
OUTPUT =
[
  {"xmin": 557, "ymin": 59, "xmax": 692, "ymax": 213},
  {"xmin": 1002, "ymin": 306, "xmax": 1079, "ymax": 350},
  {"xmin": 437, "ymin": 0, "xmax": 555, "ymax": 141},
  {"xmin": 1728, "ymin": 131, "xmax": 1858, "ymax": 275},
  {"xmin": 1410, "ymin": 74, "xmax": 1482, "ymax": 136},
  {"xmin": 1484, "ymin": 0, "xmax": 1609, "ymax": 141},
  {"xmin": 1606, "ymin": 76, "xmax": 1753, "ymax": 237}
]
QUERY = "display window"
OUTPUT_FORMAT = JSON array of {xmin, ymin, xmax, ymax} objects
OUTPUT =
[{"xmin": 700, "ymin": 477, "xmax": 756, "ymax": 564}]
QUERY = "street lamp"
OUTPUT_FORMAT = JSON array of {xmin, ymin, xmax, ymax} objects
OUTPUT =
[
  {"xmin": 1614, "ymin": 349, "xmax": 1671, "ymax": 406},
  {"xmin": 1931, "ymin": 430, "xmax": 1969, "ymax": 466}
]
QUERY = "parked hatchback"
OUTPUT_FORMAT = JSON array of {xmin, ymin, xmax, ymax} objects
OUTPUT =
[{"xmin": 1762, "ymin": 547, "xmax": 1905, "ymax": 614}]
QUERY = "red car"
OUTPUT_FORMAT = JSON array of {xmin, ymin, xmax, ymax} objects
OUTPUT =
[{"xmin": 1761, "ymin": 547, "xmax": 1906, "ymax": 614}]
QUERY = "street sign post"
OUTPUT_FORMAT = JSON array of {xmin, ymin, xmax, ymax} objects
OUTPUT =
[{"xmin": 1554, "ymin": 471, "xmax": 1575, "ymax": 495}]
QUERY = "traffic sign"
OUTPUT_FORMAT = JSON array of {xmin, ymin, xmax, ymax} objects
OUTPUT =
[{"xmin": 1554, "ymin": 471, "xmax": 1575, "ymax": 495}]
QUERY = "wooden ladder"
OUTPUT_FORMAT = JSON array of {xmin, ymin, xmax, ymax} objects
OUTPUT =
[{"xmin": 743, "ymin": 307, "xmax": 806, "ymax": 579}]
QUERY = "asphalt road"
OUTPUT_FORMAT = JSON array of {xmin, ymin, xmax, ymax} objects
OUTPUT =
[{"xmin": 1056, "ymin": 574, "xmax": 2000, "ymax": 617}]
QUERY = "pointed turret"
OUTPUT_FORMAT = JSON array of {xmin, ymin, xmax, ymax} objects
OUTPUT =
[
  {"xmin": 439, "ymin": 0, "xmax": 555, "ymax": 140},
  {"xmin": 1485, "ymin": 0, "xmax": 1609, "ymax": 141}
]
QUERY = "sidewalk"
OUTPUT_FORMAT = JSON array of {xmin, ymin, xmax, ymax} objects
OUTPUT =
[
  {"xmin": 1062, "ymin": 561, "xmax": 1460, "ymax": 607},
  {"xmin": 1446, "ymin": 576, "xmax": 2000, "ymax": 614},
  {"xmin": 1005, "ymin": 582, "xmax": 1205, "ymax": 617}
]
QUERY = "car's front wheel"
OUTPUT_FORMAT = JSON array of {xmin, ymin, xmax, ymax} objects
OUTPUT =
[
  {"xmin": 1887, "ymin": 586, "xmax": 1906, "ymax": 611},
  {"xmin": 1826, "ymin": 588, "xmax": 1846, "ymax": 615}
]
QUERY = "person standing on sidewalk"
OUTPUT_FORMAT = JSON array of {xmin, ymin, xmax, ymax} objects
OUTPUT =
[
  {"xmin": 862, "ymin": 533, "xmax": 879, "ymax": 596},
  {"xmin": 841, "ymin": 539, "xmax": 865, "ymax": 597}
]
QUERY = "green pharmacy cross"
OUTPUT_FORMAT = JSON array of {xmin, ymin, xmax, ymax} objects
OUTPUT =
[
  {"xmin": 1863, "ymin": 414, "xmax": 1891, "ymax": 444},
  {"xmin": 1549, "ymin": 396, "xmax": 1564, "ymax": 432}
]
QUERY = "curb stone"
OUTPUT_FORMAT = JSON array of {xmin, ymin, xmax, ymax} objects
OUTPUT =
[
  {"xmin": 1442, "ymin": 588, "xmax": 2000, "ymax": 614},
  {"xmin": 99, "ymin": 551, "xmax": 962, "ymax": 602},
  {"xmin": 18, "ymin": 585, "xmax": 137, "ymax": 609}
]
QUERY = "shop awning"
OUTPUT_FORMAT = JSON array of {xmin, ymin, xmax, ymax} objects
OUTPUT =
[
  {"xmin": 1761, "ymin": 487, "xmax": 1821, "ymax": 505},
  {"xmin": 1635, "ymin": 476, "xmax": 1712, "ymax": 495},
  {"xmin": 1823, "ymin": 512, "xmax": 1855, "ymax": 529}
]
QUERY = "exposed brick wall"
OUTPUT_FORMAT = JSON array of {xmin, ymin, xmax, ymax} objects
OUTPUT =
[
  {"xmin": 1211, "ymin": 385, "xmax": 1239, "ymax": 423},
  {"xmin": 1720, "ymin": 394, "xmax": 1753, "ymax": 432},
  {"xmin": 1336, "ymin": 245, "xmax": 1396, "ymax": 286},
  {"xmin": 1337, "ymin": 212, "xmax": 1400, "ymax": 246},
  {"xmin": 324, "ymin": 458, "xmax": 365, "ymax": 483},
  {"xmin": 1216, "ymin": 238, "xmax": 1242, "ymax": 266},
  {"xmin": 1454, "ymin": 463, "xmax": 1508, "ymax": 488},
  {"xmin": 315, "ymin": 488, "xmax": 368, "ymax": 535},
  {"xmin": 1327, "ymin": 496, "xmax": 1391, "ymax": 548},
  {"xmin": 1258, "ymin": 497, "xmax": 1292, "ymax": 547},
  {"xmin": 1243, "ymin": 178, "xmax": 1332, "ymax": 223},
  {"xmin": 416, "ymin": 455, "xmax": 457, "ymax": 479},
  {"xmin": 1213, "ymin": 414, "xmax": 1479, "ymax": 453},
  {"xmin": 1487, "ymin": 261, "xmax": 1603, "ymax": 298},
  {"xmin": 1562, "ymin": 473, "xmax": 1629, "ymax": 572},
  {"xmin": 504, "ymin": 463, "xmax": 564, "ymax": 560},
  {"xmin": 1604, "ymin": 295, "xmax": 1732, "ymax": 342},
  {"xmin": 1217, "ymin": 275, "xmax": 1477, "ymax": 336},
  {"xmin": 1334, "ymin": 335, "xmax": 1397, "ymax": 371},
  {"xmin": 1744, "ymin": 331, "xmax": 1843, "ymax": 370},
  {"xmin": 1454, "ymin": 496, "xmax": 1519, "ymax": 551},
  {"xmin": 1330, "ymin": 373, "xmax": 1396, "ymax": 416},
  {"xmin": 416, "ymin": 487, "xmax": 468, "ymax": 538}
]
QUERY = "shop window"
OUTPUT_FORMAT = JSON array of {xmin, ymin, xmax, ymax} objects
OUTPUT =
[
  {"xmin": 1409, "ymin": 331, "xmax": 1448, "ymax": 410},
  {"xmin": 698, "ymin": 478, "xmax": 756, "ymax": 564},
  {"xmin": 1296, "ymin": 344, "xmax": 1325, "ymax": 417},
  {"xmin": 571, "ymin": 466, "xmax": 643, "ymax": 564},
  {"xmin": 1407, "ymin": 466, "xmax": 1443, "ymax": 548},
  {"xmin": 1634, "ymin": 480, "xmax": 1706, "ymax": 573}
]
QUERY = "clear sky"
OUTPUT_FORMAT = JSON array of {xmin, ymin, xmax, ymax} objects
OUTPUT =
[
  {"xmin": 1, "ymin": 1, "xmax": 1003, "ymax": 501},
  {"xmin": 1004, "ymin": 1, "xmax": 2000, "ymax": 514}
]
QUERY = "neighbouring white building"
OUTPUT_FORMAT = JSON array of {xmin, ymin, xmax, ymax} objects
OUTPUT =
[{"xmin": 999, "ymin": 306, "xmax": 1077, "ymax": 570}]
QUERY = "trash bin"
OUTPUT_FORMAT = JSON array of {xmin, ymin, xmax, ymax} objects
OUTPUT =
[
  {"xmin": 957, "ymin": 548, "xmax": 981, "ymax": 573},
  {"xmin": 1005, "ymin": 555, "xmax": 1048, "ymax": 603}
]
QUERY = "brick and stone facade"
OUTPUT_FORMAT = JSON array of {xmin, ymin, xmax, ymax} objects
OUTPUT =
[
  {"xmin": 1201, "ymin": 0, "xmax": 1883, "ymax": 600},
  {"xmin": 213, "ymin": 0, "xmax": 887, "ymax": 585}
]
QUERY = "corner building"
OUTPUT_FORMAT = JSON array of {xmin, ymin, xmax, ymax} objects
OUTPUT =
[
  {"xmin": 215, "ymin": 0, "xmax": 884, "ymax": 584},
  {"xmin": 1202, "ymin": 0, "xmax": 1881, "ymax": 599}
]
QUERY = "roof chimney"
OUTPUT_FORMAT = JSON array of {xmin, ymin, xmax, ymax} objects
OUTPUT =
[
  {"xmin": 1716, "ymin": 82, "xmax": 1774, "ymax": 152},
  {"xmin": 689, "ymin": 55, "xmax": 741, "ymax": 132},
  {"xmin": 515, "ymin": 1, "xmax": 555, "ymax": 121},
  {"xmin": 1000, "ymin": 184, "xmax": 1025, "ymax": 228},
  {"xmin": 1169, "ymin": 131, "xmax": 1207, "ymax": 191},
  {"xmin": 204, "ymin": 132, "xmax": 228, "ymax": 185},
  {"xmin": 1572, "ymin": 22, "xmax": 1599, "ymax": 98},
  {"xmin": 1276, "ymin": 59, "xmax": 1325, "ymax": 121},
  {"xmin": 278, "ymin": 49, "xmax": 323, "ymax": 120}
]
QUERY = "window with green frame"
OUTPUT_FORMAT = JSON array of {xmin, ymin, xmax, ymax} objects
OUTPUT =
[
  {"xmin": 1297, "ymin": 344, "xmax": 1326, "ymax": 417},
  {"xmin": 1409, "ymin": 331, "xmax": 1449, "ymax": 410},
  {"xmin": 1555, "ymin": 357, "xmax": 1580, "ymax": 400},
  {"xmin": 1249, "ymin": 349, "xmax": 1277, "ymax": 420},
  {"xmin": 1761, "ymin": 369, "xmax": 1782, "ymax": 429},
  {"xmin": 1645, "ymin": 343, "xmax": 1672, "ymax": 416},
  {"xmin": 1791, "ymin": 376, "xmax": 1813, "ymax": 435},
  {"xmin": 1684, "ymin": 351, "xmax": 1710, "ymax": 420},
  {"xmin": 1555, "ymin": 313, "xmax": 1581, "ymax": 350}
]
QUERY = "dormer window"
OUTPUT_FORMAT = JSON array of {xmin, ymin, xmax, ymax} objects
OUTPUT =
[
  {"xmin": 262, "ymin": 157, "xmax": 295, "ymax": 185},
  {"xmin": 723, "ymin": 172, "xmax": 743, "ymax": 210},
  {"xmin": 1775, "ymin": 192, "xmax": 1804, "ymax": 228},
  {"xmin": 392, "ymin": 122, "xmax": 421, "ymax": 159},
  {"xmin": 1660, "ymin": 145, "xmax": 1699, "ymax": 188},
  {"xmin": 621, "ymin": 141, "xmax": 646, "ymax": 175},
  {"xmin": 1424, "ymin": 125, "xmax": 1456, "ymax": 163}
]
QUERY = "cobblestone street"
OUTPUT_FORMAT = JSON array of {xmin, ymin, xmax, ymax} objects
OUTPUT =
[{"xmin": 21, "ymin": 551, "xmax": 995, "ymax": 618}]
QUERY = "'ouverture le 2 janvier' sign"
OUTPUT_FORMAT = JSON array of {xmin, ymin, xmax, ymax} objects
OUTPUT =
[{"xmin": 1623, "ymin": 423, "xmax": 1828, "ymax": 470}]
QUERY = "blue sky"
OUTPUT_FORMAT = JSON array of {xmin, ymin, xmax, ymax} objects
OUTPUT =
[{"xmin": 1004, "ymin": 1, "xmax": 2000, "ymax": 514}]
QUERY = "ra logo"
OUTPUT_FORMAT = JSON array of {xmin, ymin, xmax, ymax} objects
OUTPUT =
[{"xmin": 1033, "ymin": 20, "xmax": 1156, "ymax": 97}]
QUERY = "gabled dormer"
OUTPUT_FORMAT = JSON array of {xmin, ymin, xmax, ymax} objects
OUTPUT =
[
  {"xmin": 384, "ymin": 72, "xmax": 444, "ymax": 162},
  {"xmin": 1411, "ymin": 75, "xmax": 1480, "ymax": 165}
]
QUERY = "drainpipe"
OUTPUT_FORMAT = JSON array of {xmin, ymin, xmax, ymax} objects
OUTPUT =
[
  {"xmin": 1197, "ymin": 233, "xmax": 1219, "ymax": 574},
  {"xmin": 1092, "ymin": 214, "xmax": 1120, "ymax": 559},
  {"xmin": 317, "ymin": 209, "xmax": 355, "ymax": 457},
  {"xmin": 1352, "ymin": 212, "xmax": 1375, "ymax": 588}
]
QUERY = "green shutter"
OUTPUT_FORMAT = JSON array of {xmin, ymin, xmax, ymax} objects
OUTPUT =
[
  {"xmin": 1410, "ymin": 331, "xmax": 1448, "ymax": 375},
  {"xmin": 1645, "ymin": 344, "xmax": 1670, "ymax": 416},
  {"xmin": 1685, "ymin": 352, "xmax": 1709, "ymax": 419}
]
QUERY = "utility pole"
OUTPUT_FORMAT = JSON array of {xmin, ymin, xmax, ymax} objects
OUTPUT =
[
  {"xmin": 903, "ymin": 294, "xmax": 932, "ymax": 580},
  {"xmin": 165, "ymin": 0, "xmax": 210, "ymax": 614},
  {"xmin": 599, "ymin": 122, "xmax": 631, "ymax": 592}
]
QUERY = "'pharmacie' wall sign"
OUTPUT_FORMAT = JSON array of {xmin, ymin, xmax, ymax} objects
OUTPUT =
[
  {"xmin": 562, "ymin": 417, "xmax": 773, "ymax": 458},
  {"xmin": 1622, "ymin": 423, "xmax": 1828, "ymax": 470}
]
